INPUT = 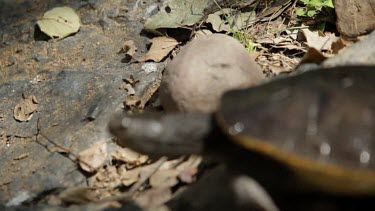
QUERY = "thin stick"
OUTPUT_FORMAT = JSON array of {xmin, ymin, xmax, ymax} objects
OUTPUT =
[{"xmin": 36, "ymin": 118, "xmax": 96, "ymax": 171}]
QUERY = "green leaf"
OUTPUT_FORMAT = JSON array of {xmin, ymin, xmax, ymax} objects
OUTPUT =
[
  {"xmin": 323, "ymin": 0, "xmax": 334, "ymax": 8},
  {"xmin": 144, "ymin": 0, "xmax": 211, "ymax": 33},
  {"xmin": 296, "ymin": 8, "xmax": 307, "ymax": 16},
  {"xmin": 307, "ymin": 9, "xmax": 317, "ymax": 17}
]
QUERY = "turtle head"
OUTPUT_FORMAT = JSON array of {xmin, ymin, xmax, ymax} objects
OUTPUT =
[{"xmin": 108, "ymin": 112, "xmax": 212, "ymax": 157}]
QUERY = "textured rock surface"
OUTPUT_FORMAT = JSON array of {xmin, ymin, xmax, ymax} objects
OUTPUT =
[
  {"xmin": 160, "ymin": 34, "xmax": 264, "ymax": 113},
  {"xmin": 335, "ymin": 0, "xmax": 375, "ymax": 37},
  {"xmin": 0, "ymin": 0, "xmax": 164, "ymax": 206}
]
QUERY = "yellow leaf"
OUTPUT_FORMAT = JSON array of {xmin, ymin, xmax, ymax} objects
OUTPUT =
[{"xmin": 37, "ymin": 6, "xmax": 80, "ymax": 39}]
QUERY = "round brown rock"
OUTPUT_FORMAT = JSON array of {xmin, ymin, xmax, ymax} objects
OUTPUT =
[{"xmin": 160, "ymin": 34, "xmax": 264, "ymax": 113}]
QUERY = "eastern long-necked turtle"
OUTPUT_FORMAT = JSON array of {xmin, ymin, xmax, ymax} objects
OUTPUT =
[{"xmin": 109, "ymin": 65, "xmax": 375, "ymax": 195}]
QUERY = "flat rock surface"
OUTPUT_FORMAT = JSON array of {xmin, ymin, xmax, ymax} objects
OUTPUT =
[{"xmin": 0, "ymin": 0, "xmax": 163, "ymax": 205}]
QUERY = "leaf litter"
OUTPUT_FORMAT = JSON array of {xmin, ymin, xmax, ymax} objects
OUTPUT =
[
  {"xmin": 38, "ymin": 125, "xmax": 202, "ymax": 209},
  {"xmin": 136, "ymin": 37, "xmax": 179, "ymax": 62},
  {"xmin": 13, "ymin": 94, "xmax": 39, "ymax": 122},
  {"xmin": 77, "ymin": 142, "xmax": 108, "ymax": 173}
]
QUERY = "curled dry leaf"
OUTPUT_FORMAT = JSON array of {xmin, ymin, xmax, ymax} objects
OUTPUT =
[
  {"xmin": 120, "ymin": 158, "xmax": 165, "ymax": 187},
  {"xmin": 331, "ymin": 37, "xmax": 353, "ymax": 54},
  {"xmin": 120, "ymin": 40, "xmax": 138, "ymax": 57},
  {"xmin": 268, "ymin": 64, "xmax": 290, "ymax": 75},
  {"xmin": 13, "ymin": 95, "xmax": 38, "ymax": 122},
  {"xmin": 133, "ymin": 187, "xmax": 172, "ymax": 209},
  {"xmin": 89, "ymin": 165, "xmax": 121, "ymax": 189},
  {"xmin": 124, "ymin": 95, "xmax": 141, "ymax": 110},
  {"xmin": 301, "ymin": 28, "xmax": 339, "ymax": 51},
  {"xmin": 119, "ymin": 83, "xmax": 136, "ymax": 96},
  {"xmin": 149, "ymin": 155, "xmax": 202, "ymax": 188},
  {"xmin": 149, "ymin": 169, "xmax": 179, "ymax": 188},
  {"xmin": 123, "ymin": 75, "xmax": 140, "ymax": 87},
  {"xmin": 119, "ymin": 75, "xmax": 140, "ymax": 95},
  {"xmin": 123, "ymin": 71, "xmax": 162, "ymax": 110},
  {"xmin": 137, "ymin": 37, "xmax": 179, "ymax": 62},
  {"xmin": 111, "ymin": 148, "xmax": 148, "ymax": 165},
  {"xmin": 176, "ymin": 155, "xmax": 202, "ymax": 183},
  {"xmin": 120, "ymin": 167, "xmax": 142, "ymax": 186},
  {"xmin": 78, "ymin": 142, "xmax": 107, "ymax": 173},
  {"xmin": 300, "ymin": 47, "xmax": 329, "ymax": 64}
]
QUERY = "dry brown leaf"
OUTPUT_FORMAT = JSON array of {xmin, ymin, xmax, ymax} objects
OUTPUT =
[
  {"xmin": 133, "ymin": 187, "xmax": 172, "ymax": 209},
  {"xmin": 119, "ymin": 158, "xmax": 167, "ymax": 187},
  {"xmin": 331, "ymin": 37, "xmax": 353, "ymax": 54},
  {"xmin": 256, "ymin": 52, "xmax": 300, "ymax": 76},
  {"xmin": 119, "ymin": 75, "xmax": 140, "ymax": 95},
  {"xmin": 89, "ymin": 165, "xmax": 121, "ymax": 188},
  {"xmin": 13, "ymin": 95, "xmax": 38, "ymax": 122},
  {"xmin": 119, "ymin": 83, "xmax": 136, "ymax": 95},
  {"xmin": 300, "ymin": 47, "xmax": 328, "ymax": 64},
  {"xmin": 256, "ymin": 36, "xmax": 276, "ymax": 45},
  {"xmin": 124, "ymin": 95, "xmax": 141, "ymax": 110},
  {"xmin": 285, "ymin": 29, "xmax": 299, "ymax": 40},
  {"xmin": 120, "ymin": 167, "xmax": 142, "ymax": 186},
  {"xmin": 176, "ymin": 155, "xmax": 202, "ymax": 183},
  {"xmin": 268, "ymin": 64, "xmax": 290, "ymax": 75},
  {"xmin": 176, "ymin": 155, "xmax": 201, "ymax": 170},
  {"xmin": 123, "ymin": 71, "xmax": 162, "ymax": 110},
  {"xmin": 120, "ymin": 40, "xmax": 138, "ymax": 56},
  {"xmin": 149, "ymin": 169, "xmax": 179, "ymax": 188},
  {"xmin": 123, "ymin": 75, "xmax": 140, "ymax": 87},
  {"xmin": 272, "ymin": 37, "xmax": 292, "ymax": 45},
  {"xmin": 149, "ymin": 155, "xmax": 201, "ymax": 187},
  {"xmin": 178, "ymin": 167, "xmax": 198, "ymax": 184},
  {"xmin": 255, "ymin": 34, "xmax": 304, "ymax": 51},
  {"xmin": 111, "ymin": 148, "xmax": 148, "ymax": 165},
  {"xmin": 273, "ymin": 43, "xmax": 306, "ymax": 51},
  {"xmin": 139, "ymin": 70, "xmax": 162, "ymax": 108},
  {"xmin": 301, "ymin": 28, "xmax": 339, "ymax": 51},
  {"xmin": 78, "ymin": 142, "xmax": 107, "ymax": 173},
  {"xmin": 137, "ymin": 37, "xmax": 178, "ymax": 62}
]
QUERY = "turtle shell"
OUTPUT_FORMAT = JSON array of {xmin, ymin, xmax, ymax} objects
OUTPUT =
[{"xmin": 216, "ymin": 66, "xmax": 375, "ymax": 194}]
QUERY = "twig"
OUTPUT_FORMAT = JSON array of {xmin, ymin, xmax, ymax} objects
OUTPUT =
[{"xmin": 35, "ymin": 118, "xmax": 96, "ymax": 172}]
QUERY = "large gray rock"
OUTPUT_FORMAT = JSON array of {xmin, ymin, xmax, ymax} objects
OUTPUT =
[{"xmin": 160, "ymin": 34, "xmax": 264, "ymax": 113}]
